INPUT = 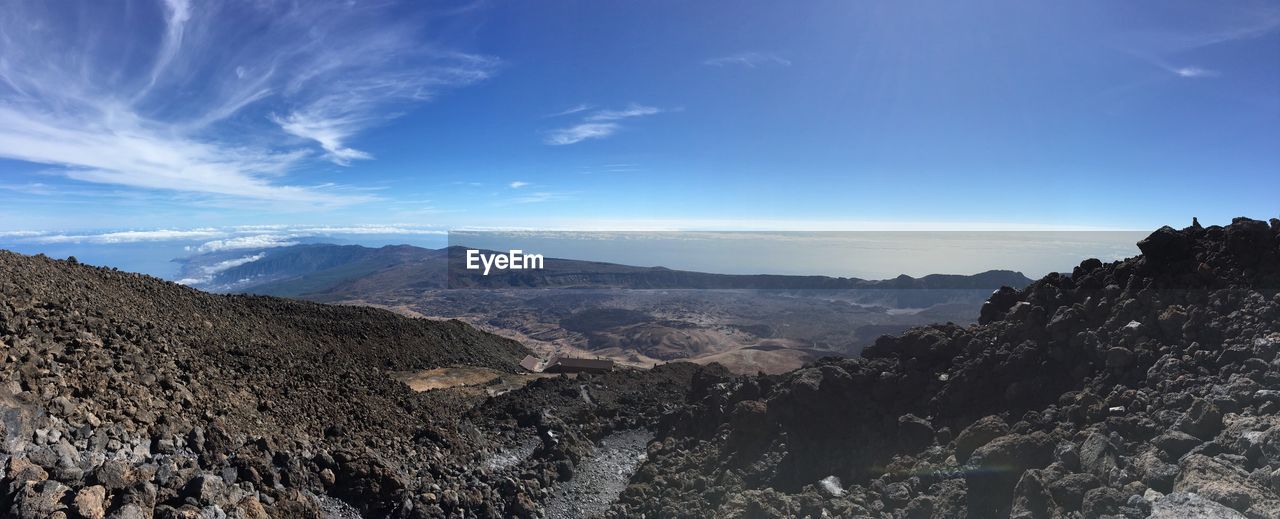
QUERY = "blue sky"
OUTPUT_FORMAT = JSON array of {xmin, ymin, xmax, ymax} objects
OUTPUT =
[{"xmin": 0, "ymin": 0, "xmax": 1277, "ymax": 238}]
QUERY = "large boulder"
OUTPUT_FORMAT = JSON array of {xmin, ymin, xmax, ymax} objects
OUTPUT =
[
  {"xmin": 1046, "ymin": 472, "xmax": 1099, "ymax": 512},
  {"xmin": 897, "ymin": 414, "xmax": 934, "ymax": 452},
  {"xmin": 1137, "ymin": 226, "xmax": 1192, "ymax": 262},
  {"xmin": 1149, "ymin": 492, "xmax": 1247, "ymax": 519},
  {"xmin": 1175, "ymin": 454, "xmax": 1280, "ymax": 517},
  {"xmin": 1154, "ymin": 431, "xmax": 1203, "ymax": 459},
  {"xmin": 1079, "ymin": 433, "xmax": 1119, "ymax": 482},
  {"xmin": 10, "ymin": 479, "xmax": 69, "ymax": 519},
  {"xmin": 979, "ymin": 287, "xmax": 1021, "ymax": 324},
  {"xmin": 94, "ymin": 460, "xmax": 135, "ymax": 491},
  {"xmin": 954, "ymin": 415, "xmax": 1009, "ymax": 463},
  {"xmin": 74, "ymin": 485, "xmax": 107, "ymax": 519},
  {"xmin": 1225, "ymin": 217, "xmax": 1274, "ymax": 262},
  {"xmin": 965, "ymin": 432, "xmax": 1054, "ymax": 517},
  {"xmin": 181, "ymin": 474, "xmax": 226, "ymax": 507},
  {"xmin": 1175, "ymin": 399, "xmax": 1224, "ymax": 440}
]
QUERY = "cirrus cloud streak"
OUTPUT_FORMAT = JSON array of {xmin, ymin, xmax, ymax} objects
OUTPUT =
[
  {"xmin": 545, "ymin": 104, "xmax": 664, "ymax": 145},
  {"xmin": 0, "ymin": 1, "xmax": 497, "ymax": 204}
]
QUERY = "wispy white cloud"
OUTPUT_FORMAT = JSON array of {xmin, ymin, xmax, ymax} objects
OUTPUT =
[
  {"xmin": 578, "ymin": 162, "xmax": 643, "ymax": 175},
  {"xmin": 270, "ymin": 50, "xmax": 499, "ymax": 165},
  {"xmin": 704, "ymin": 52, "xmax": 791, "ymax": 68},
  {"xmin": 509, "ymin": 180, "xmax": 530, "ymax": 188},
  {"xmin": 546, "ymin": 123, "xmax": 621, "ymax": 145},
  {"xmin": 0, "ymin": 2, "xmax": 497, "ymax": 202},
  {"xmin": 547, "ymin": 104, "xmax": 594, "ymax": 117},
  {"xmin": 1131, "ymin": 57, "xmax": 1224, "ymax": 80},
  {"xmin": 1138, "ymin": 5, "xmax": 1280, "ymax": 52},
  {"xmin": 545, "ymin": 104, "xmax": 663, "ymax": 145},
  {"xmin": 140, "ymin": 0, "xmax": 193, "ymax": 97},
  {"xmin": 0, "ymin": 183, "xmax": 58, "ymax": 196},
  {"xmin": 1116, "ymin": 3, "xmax": 1279, "ymax": 79},
  {"xmin": 586, "ymin": 105, "xmax": 662, "ymax": 121},
  {"xmin": 270, "ymin": 112, "xmax": 375, "ymax": 166},
  {"xmin": 602, "ymin": 163, "xmax": 642, "ymax": 173},
  {"xmin": 510, "ymin": 191, "xmax": 572, "ymax": 204},
  {"xmin": 0, "ymin": 105, "xmax": 350, "ymax": 203},
  {"xmin": 1170, "ymin": 66, "xmax": 1219, "ymax": 78}
]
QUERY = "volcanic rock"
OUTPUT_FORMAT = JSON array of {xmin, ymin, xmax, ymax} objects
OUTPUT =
[{"xmin": 609, "ymin": 218, "xmax": 1280, "ymax": 518}]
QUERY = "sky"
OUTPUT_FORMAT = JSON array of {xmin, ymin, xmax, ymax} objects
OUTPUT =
[{"xmin": 0, "ymin": 1, "xmax": 1277, "ymax": 253}]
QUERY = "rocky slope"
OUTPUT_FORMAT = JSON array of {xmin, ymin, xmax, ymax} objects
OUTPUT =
[
  {"xmin": 0, "ymin": 250, "xmax": 536, "ymax": 518},
  {"xmin": 612, "ymin": 217, "xmax": 1280, "ymax": 518},
  {"xmin": 0, "ymin": 249, "xmax": 724, "ymax": 518},
  {"xmin": 6, "ymin": 217, "xmax": 1279, "ymax": 519}
]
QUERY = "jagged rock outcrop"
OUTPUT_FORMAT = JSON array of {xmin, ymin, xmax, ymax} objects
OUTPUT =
[{"xmin": 612, "ymin": 217, "xmax": 1280, "ymax": 518}]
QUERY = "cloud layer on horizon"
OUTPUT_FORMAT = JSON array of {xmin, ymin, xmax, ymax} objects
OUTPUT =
[{"xmin": 0, "ymin": 225, "xmax": 446, "ymax": 253}]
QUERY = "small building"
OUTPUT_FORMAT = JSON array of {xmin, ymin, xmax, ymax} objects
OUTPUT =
[
  {"xmin": 543, "ymin": 356, "xmax": 614, "ymax": 374},
  {"xmin": 519, "ymin": 355, "xmax": 543, "ymax": 372}
]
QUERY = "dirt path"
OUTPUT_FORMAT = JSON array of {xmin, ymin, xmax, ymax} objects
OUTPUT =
[{"xmin": 543, "ymin": 430, "xmax": 653, "ymax": 519}]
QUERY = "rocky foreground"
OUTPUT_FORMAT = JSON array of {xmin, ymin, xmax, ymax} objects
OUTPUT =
[
  {"xmin": 0, "ymin": 248, "xmax": 701, "ymax": 515},
  {"xmin": 0, "ymin": 248, "xmax": 711, "ymax": 518},
  {"xmin": 3, "ymin": 217, "xmax": 1280, "ymax": 519},
  {"xmin": 612, "ymin": 217, "xmax": 1280, "ymax": 518}
]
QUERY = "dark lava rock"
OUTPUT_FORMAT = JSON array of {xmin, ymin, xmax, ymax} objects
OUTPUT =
[
  {"xmin": 1138, "ymin": 225, "xmax": 1192, "ymax": 262},
  {"xmin": 8, "ymin": 218, "xmax": 1280, "ymax": 518},
  {"xmin": 954, "ymin": 415, "xmax": 1009, "ymax": 464},
  {"xmin": 1154, "ymin": 431, "xmax": 1204, "ymax": 459},
  {"xmin": 896, "ymin": 414, "xmax": 934, "ymax": 451},
  {"xmin": 1176, "ymin": 399, "xmax": 1224, "ymax": 440},
  {"xmin": 1046, "ymin": 472, "xmax": 1099, "ymax": 512},
  {"xmin": 1079, "ymin": 432, "xmax": 1119, "ymax": 481},
  {"xmin": 966, "ymin": 432, "xmax": 1054, "ymax": 516},
  {"xmin": 980, "ymin": 286, "xmax": 1021, "ymax": 324},
  {"xmin": 0, "ymin": 248, "xmax": 706, "ymax": 517},
  {"xmin": 608, "ymin": 218, "xmax": 1280, "ymax": 518},
  {"xmin": 1149, "ymin": 492, "xmax": 1247, "ymax": 518}
]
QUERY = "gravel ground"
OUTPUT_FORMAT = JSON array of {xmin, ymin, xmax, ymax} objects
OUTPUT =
[
  {"xmin": 544, "ymin": 429, "xmax": 653, "ymax": 519},
  {"xmin": 484, "ymin": 436, "xmax": 539, "ymax": 471},
  {"xmin": 311, "ymin": 493, "xmax": 364, "ymax": 519}
]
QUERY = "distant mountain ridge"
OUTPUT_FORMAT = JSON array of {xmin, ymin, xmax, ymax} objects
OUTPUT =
[
  {"xmin": 183, "ymin": 244, "xmax": 446, "ymax": 296},
  {"xmin": 176, "ymin": 243, "xmax": 1034, "ymax": 297}
]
